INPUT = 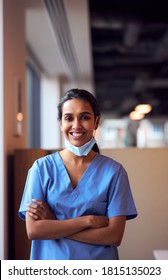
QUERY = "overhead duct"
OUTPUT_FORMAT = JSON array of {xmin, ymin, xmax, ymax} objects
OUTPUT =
[
  {"xmin": 43, "ymin": 0, "xmax": 80, "ymax": 82},
  {"xmin": 124, "ymin": 22, "xmax": 141, "ymax": 48}
]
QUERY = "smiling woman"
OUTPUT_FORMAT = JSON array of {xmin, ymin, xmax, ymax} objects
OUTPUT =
[
  {"xmin": 60, "ymin": 98, "xmax": 97, "ymax": 147},
  {"xmin": 18, "ymin": 88, "xmax": 138, "ymax": 260},
  {"xmin": 57, "ymin": 89, "xmax": 100, "ymax": 152}
]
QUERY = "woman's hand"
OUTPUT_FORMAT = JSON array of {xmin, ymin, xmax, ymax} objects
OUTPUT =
[
  {"xmin": 88, "ymin": 215, "xmax": 109, "ymax": 229},
  {"xmin": 26, "ymin": 199, "xmax": 55, "ymax": 220}
]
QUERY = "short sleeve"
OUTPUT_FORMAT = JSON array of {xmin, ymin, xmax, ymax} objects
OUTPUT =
[
  {"xmin": 18, "ymin": 161, "xmax": 45, "ymax": 221},
  {"xmin": 107, "ymin": 165, "xmax": 138, "ymax": 220}
]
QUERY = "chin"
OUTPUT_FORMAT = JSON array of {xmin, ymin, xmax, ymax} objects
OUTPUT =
[
  {"xmin": 70, "ymin": 140, "xmax": 85, "ymax": 147},
  {"xmin": 71, "ymin": 142, "xmax": 83, "ymax": 147}
]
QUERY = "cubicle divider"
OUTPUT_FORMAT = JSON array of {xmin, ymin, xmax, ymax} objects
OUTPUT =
[{"xmin": 13, "ymin": 149, "xmax": 51, "ymax": 259}]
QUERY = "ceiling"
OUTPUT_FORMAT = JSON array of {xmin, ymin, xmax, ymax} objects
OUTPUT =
[
  {"xmin": 25, "ymin": 0, "xmax": 168, "ymax": 119},
  {"xmin": 89, "ymin": 0, "xmax": 168, "ymax": 118},
  {"xmin": 25, "ymin": 0, "xmax": 93, "ymax": 84}
]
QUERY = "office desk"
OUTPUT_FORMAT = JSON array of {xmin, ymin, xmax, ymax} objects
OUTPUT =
[{"xmin": 153, "ymin": 250, "xmax": 168, "ymax": 260}]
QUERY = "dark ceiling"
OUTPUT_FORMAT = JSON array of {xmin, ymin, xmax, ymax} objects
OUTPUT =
[{"xmin": 89, "ymin": 0, "xmax": 168, "ymax": 118}]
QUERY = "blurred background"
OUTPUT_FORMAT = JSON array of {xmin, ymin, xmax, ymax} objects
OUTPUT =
[
  {"xmin": 24, "ymin": 0, "xmax": 168, "ymax": 149},
  {"xmin": 1, "ymin": 0, "xmax": 168, "ymax": 260}
]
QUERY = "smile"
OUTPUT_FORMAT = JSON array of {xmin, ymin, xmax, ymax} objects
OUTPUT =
[{"xmin": 70, "ymin": 132, "xmax": 85, "ymax": 137}]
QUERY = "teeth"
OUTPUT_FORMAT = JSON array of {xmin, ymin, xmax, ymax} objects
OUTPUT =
[{"xmin": 71, "ymin": 132, "xmax": 83, "ymax": 137}]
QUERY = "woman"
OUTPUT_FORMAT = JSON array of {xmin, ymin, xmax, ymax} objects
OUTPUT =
[{"xmin": 19, "ymin": 88, "xmax": 137, "ymax": 260}]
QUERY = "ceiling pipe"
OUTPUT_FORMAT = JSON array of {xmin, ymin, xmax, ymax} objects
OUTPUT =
[
  {"xmin": 43, "ymin": 0, "xmax": 80, "ymax": 83},
  {"xmin": 124, "ymin": 22, "xmax": 142, "ymax": 47}
]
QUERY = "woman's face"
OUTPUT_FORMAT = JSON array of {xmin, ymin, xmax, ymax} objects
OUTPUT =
[{"xmin": 60, "ymin": 98, "xmax": 98, "ymax": 147}]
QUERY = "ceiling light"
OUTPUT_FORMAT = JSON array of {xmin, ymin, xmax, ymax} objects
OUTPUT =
[
  {"xmin": 135, "ymin": 104, "xmax": 152, "ymax": 114},
  {"xmin": 129, "ymin": 111, "xmax": 144, "ymax": 120}
]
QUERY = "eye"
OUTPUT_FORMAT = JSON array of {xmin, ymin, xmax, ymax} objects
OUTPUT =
[
  {"xmin": 64, "ymin": 115, "xmax": 73, "ymax": 122},
  {"xmin": 81, "ymin": 114, "xmax": 90, "ymax": 120}
]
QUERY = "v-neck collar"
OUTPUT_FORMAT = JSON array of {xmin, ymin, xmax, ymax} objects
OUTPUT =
[{"xmin": 56, "ymin": 152, "xmax": 99, "ymax": 191}]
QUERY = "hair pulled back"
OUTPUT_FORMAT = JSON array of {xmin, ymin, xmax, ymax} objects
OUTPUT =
[{"xmin": 57, "ymin": 88, "xmax": 101, "ymax": 153}]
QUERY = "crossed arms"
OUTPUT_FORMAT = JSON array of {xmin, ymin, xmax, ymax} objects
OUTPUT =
[{"xmin": 26, "ymin": 199, "xmax": 126, "ymax": 246}]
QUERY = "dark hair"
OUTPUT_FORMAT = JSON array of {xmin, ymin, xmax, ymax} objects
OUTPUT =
[{"xmin": 57, "ymin": 88, "xmax": 100, "ymax": 153}]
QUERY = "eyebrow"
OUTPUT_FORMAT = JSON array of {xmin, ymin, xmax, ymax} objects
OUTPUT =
[{"xmin": 63, "ymin": 112, "xmax": 92, "ymax": 116}]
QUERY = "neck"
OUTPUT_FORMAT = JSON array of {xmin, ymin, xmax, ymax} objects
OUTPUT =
[{"xmin": 60, "ymin": 149, "xmax": 96, "ymax": 164}]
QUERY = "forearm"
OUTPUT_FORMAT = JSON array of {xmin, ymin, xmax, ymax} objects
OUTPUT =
[
  {"xmin": 68, "ymin": 216, "xmax": 126, "ymax": 246},
  {"xmin": 26, "ymin": 213, "xmax": 109, "ymax": 240},
  {"xmin": 68, "ymin": 227, "xmax": 118, "ymax": 246},
  {"xmin": 26, "ymin": 213, "xmax": 91, "ymax": 240}
]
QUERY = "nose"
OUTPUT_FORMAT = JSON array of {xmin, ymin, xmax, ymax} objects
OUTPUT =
[{"xmin": 72, "ymin": 118, "xmax": 82, "ymax": 129}]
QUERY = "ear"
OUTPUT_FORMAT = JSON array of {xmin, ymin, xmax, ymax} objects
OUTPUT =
[{"xmin": 94, "ymin": 116, "xmax": 100, "ymax": 130}]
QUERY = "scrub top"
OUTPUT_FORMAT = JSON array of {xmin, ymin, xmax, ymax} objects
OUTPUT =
[{"xmin": 18, "ymin": 152, "xmax": 137, "ymax": 260}]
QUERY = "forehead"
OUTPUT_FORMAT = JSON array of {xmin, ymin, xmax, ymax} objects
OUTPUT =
[{"xmin": 62, "ymin": 98, "xmax": 94, "ymax": 114}]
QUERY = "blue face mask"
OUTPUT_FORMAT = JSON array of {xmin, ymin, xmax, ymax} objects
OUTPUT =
[{"xmin": 64, "ymin": 137, "xmax": 96, "ymax": 156}]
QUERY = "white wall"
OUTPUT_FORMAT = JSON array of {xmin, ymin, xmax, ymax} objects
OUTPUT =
[
  {"xmin": 40, "ymin": 76, "xmax": 61, "ymax": 149},
  {"xmin": 101, "ymin": 148, "xmax": 168, "ymax": 259},
  {"xmin": 0, "ymin": 0, "xmax": 4, "ymax": 260}
]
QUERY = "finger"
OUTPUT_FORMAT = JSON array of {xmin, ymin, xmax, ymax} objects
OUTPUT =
[
  {"xmin": 26, "ymin": 203, "xmax": 39, "ymax": 209},
  {"xmin": 32, "ymin": 199, "xmax": 44, "ymax": 206},
  {"xmin": 26, "ymin": 203, "xmax": 47, "ymax": 216},
  {"xmin": 26, "ymin": 207, "xmax": 37, "ymax": 214},
  {"xmin": 26, "ymin": 204, "xmax": 50, "ymax": 220},
  {"xmin": 26, "ymin": 207, "xmax": 42, "ymax": 218},
  {"xmin": 31, "ymin": 199, "xmax": 49, "ymax": 210},
  {"xmin": 27, "ymin": 211, "xmax": 39, "ymax": 220}
]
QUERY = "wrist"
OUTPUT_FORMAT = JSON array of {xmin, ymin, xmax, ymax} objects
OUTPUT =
[{"xmin": 84, "ymin": 215, "xmax": 93, "ymax": 228}]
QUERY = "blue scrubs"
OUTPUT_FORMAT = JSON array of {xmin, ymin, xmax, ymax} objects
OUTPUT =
[{"xmin": 18, "ymin": 152, "xmax": 137, "ymax": 260}]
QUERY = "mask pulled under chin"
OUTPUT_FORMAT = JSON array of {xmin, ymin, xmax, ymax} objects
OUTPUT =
[{"xmin": 64, "ymin": 137, "xmax": 96, "ymax": 156}]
